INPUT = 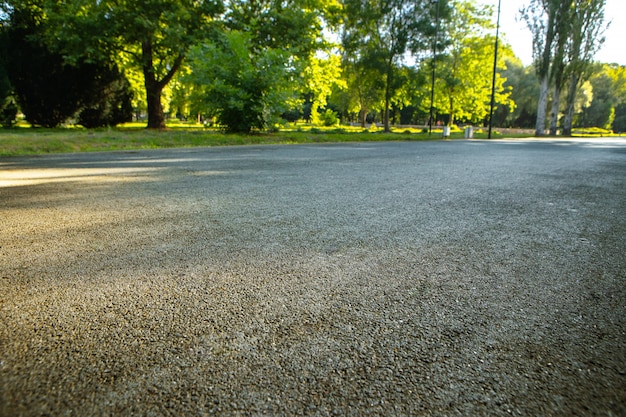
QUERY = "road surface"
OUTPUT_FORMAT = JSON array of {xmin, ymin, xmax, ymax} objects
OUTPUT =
[{"xmin": 1, "ymin": 138, "xmax": 625, "ymax": 415}]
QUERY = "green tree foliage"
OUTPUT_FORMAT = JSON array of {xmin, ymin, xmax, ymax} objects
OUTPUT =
[
  {"xmin": 76, "ymin": 65, "xmax": 134, "ymax": 129},
  {"xmin": 494, "ymin": 58, "xmax": 539, "ymax": 128},
  {"xmin": 305, "ymin": 54, "xmax": 346, "ymax": 125},
  {"xmin": 26, "ymin": 0, "xmax": 224, "ymax": 129},
  {"xmin": 0, "ymin": 0, "xmax": 617, "ymax": 134},
  {"xmin": 522, "ymin": 0, "xmax": 607, "ymax": 136},
  {"xmin": 186, "ymin": 0, "xmax": 342, "ymax": 131},
  {"xmin": 225, "ymin": 0, "xmax": 342, "ymax": 58},
  {"xmin": 0, "ymin": 27, "xmax": 17, "ymax": 128},
  {"xmin": 342, "ymin": 0, "xmax": 447, "ymax": 132},
  {"xmin": 337, "ymin": 53, "xmax": 385, "ymax": 127},
  {"xmin": 188, "ymin": 31, "xmax": 295, "ymax": 132},
  {"xmin": 3, "ymin": 4, "xmax": 133, "ymax": 128},
  {"xmin": 579, "ymin": 64, "xmax": 626, "ymax": 130},
  {"xmin": 223, "ymin": 0, "xmax": 343, "ymax": 127},
  {"xmin": 609, "ymin": 65, "xmax": 626, "ymax": 132},
  {"xmin": 562, "ymin": 0, "xmax": 608, "ymax": 136},
  {"xmin": 612, "ymin": 103, "xmax": 626, "ymax": 133},
  {"xmin": 430, "ymin": 0, "xmax": 513, "ymax": 126},
  {"xmin": 5, "ymin": 6, "xmax": 79, "ymax": 127}
]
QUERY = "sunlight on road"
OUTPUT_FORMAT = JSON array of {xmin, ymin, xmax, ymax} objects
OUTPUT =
[
  {"xmin": 492, "ymin": 137, "xmax": 626, "ymax": 148},
  {"xmin": 0, "ymin": 167, "xmax": 162, "ymax": 187}
]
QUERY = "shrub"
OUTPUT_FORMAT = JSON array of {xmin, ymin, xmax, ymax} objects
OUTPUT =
[
  {"xmin": 0, "ymin": 97, "xmax": 17, "ymax": 128},
  {"xmin": 188, "ymin": 31, "xmax": 295, "ymax": 133},
  {"xmin": 6, "ymin": 14, "xmax": 132, "ymax": 128},
  {"xmin": 77, "ymin": 65, "xmax": 133, "ymax": 128},
  {"xmin": 320, "ymin": 109, "xmax": 339, "ymax": 127}
]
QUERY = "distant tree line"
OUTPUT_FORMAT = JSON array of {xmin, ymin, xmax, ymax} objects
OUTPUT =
[{"xmin": 0, "ymin": 0, "xmax": 622, "ymax": 134}]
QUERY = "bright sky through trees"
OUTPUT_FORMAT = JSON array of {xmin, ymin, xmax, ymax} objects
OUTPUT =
[{"xmin": 480, "ymin": 0, "xmax": 625, "ymax": 66}]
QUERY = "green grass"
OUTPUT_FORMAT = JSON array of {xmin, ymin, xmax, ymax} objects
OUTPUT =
[{"xmin": 0, "ymin": 123, "xmax": 533, "ymax": 157}]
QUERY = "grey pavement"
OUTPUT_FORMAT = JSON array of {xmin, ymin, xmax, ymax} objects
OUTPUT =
[{"xmin": 0, "ymin": 139, "xmax": 625, "ymax": 415}]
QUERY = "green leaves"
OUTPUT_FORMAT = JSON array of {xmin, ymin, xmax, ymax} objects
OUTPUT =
[
  {"xmin": 341, "ymin": 0, "xmax": 443, "ymax": 131},
  {"xmin": 188, "ymin": 30, "xmax": 296, "ymax": 132}
]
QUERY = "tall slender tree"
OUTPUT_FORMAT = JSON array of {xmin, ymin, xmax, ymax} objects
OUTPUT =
[
  {"xmin": 522, "ymin": 0, "xmax": 607, "ymax": 137},
  {"xmin": 521, "ymin": 0, "xmax": 570, "ymax": 136},
  {"xmin": 562, "ymin": 0, "xmax": 608, "ymax": 136},
  {"xmin": 547, "ymin": 3, "xmax": 570, "ymax": 136}
]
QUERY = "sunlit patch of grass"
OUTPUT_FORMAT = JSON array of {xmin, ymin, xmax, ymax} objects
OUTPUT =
[
  {"xmin": 570, "ymin": 127, "xmax": 620, "ymax": 137},
  {"xmin": 0, "ymin": 123, "xmax": 541, "ymax": 157}
]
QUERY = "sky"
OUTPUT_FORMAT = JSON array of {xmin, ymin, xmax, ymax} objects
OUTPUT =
[{"xmin": 479, "ymin": 0, "xmax": 626, "ymax": 66}]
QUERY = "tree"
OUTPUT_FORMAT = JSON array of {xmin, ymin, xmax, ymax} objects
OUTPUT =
[
  {"xmin": 342, "ymin": 0, "xmax": 447, "ymax": 132},
  {"xmin": 26, "ymin": 0, "xmax": 224, "ymax": 129},
  {"xmin": 225, "ymin": 0, "xmax": 342, "ymax": 58},
  {"xmin": 493, "ymin": 58, "xmax": 539, "ymax": 128},
  {"xmin": 430, "ymin": 0, "xmax": 513, "ymax": 126},
  {"xmin": 188, "ymin": 30, "xmax": 296, "ymax": 132},
  {"xmin": 0, "ymin": 25, "xmax": 17, "ymax": 128},
  {"xmin": 305, "ymin": 53, "xmax": 346, "ymax": 125},
  {"xmin": 77, "ymin": 64, "xmax": 134, "ymax": 129},
  {"xmin": 3, "ymin": 3, "xmax": 133, "ymax": 128},
  {"xmin": 578, "ymin": 64, "xmax": 626, "ymax": 130},
  {"xmin": 547, "ymin": 3, "xmax": 570, "ymax": 136},
  {"xmin": 188, "ymin": 0, "xmax": 341, "ymax": 131},
  {"xmin": 227, "ymin": 0, "xmax": 343, "ymax": 127},
  {"xmin": 562, "ymin": 0, "xmax": 608, "ymax": 136},
  {"xmin": 607, "ymin": 65, "xmax": 626, "ymax": 132},
  {"xmin": 613, "ymin": 103, "xmax": 626, "ymax": 133},
  {"xmin": 338, "ymin": 52, "xmax": 385, "ymax": 127},
  {"xmin": 191, "ymin": 0, "xmax": 343, "ymax": 128},
  {"xmin": 5, "ymin": 6, "xmax": 80, "ymax": 127},
  {"xmin": 521, "ymin": 0, "xmax": 571, "ymax": 136},
  {"xmin": 522, "ymin": 0, "xmax": 607, "ymax": 137}
]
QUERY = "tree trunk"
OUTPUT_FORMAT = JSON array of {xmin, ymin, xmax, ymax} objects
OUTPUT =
[
  {"xmin": 535, "ymin": 75, "xmax": 549, "ymax": 136},
  {"xmin": 142, "ymin": 39, "xmax": 166, "ymax": 129},
  {"xmin": 359, "ymin": 107, "xmax": 367, "ymax": 128},
  {"xmin": 383, "ymin": 85, "xmax": 390, "ymax": 132},
  {"xmin": 383, "ymin": 96, "xmax": 390, "ymax": 132},
  {"xmin": 448, "ymin": 94, "xmax": 455, "ymax": 127},
  {"xmin": 357, "ymin": 86, "xmax": 367, "ymax": 128},
  {"xmin": 549, "ymin": 83, "xmax": 561, "ymax": 136},
  {"xmin": 141, "ymin": 38, "xmax": 184, "ymax": 130},
  {"xmin": 145, "ymin": 80, "xmax": 166, "ymax": 129},
  {"xmin": 383, "ymin": 62, "xmax": 392, "ymax": 133},
  {"xmin": 563, "ymin": 73, "xmax": 580, "ymax": 136}
]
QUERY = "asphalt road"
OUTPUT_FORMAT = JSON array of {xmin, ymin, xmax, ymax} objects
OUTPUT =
[{"xmin": 1, "ymin": 138, "xmax": 625, "ymax": 416}]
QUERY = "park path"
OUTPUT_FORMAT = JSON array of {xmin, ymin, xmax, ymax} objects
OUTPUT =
[{"xmin": 1, "ymin": 139, "xmax": 625, "ymax": 416}]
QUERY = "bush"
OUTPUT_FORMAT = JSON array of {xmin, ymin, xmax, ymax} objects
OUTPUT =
[
  {"xmin": 188, "ymin": 31, "xmax": 295, "ymax": 133},
  {"xmin": 6, "ymin": 15, "xmax": 132, "ymax": 128},
  {"xmin": 77, "ymin": 65, "xmax": 133, "ymax": 129},
  {"xmin": 320, "ymin": 109, "xmax": 339, "ymax": 127},
  {"xmin": 0, "ymin": 97, "xmax": 17, "ymax": 128}
]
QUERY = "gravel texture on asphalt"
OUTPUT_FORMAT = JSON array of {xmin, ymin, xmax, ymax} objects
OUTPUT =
[{"xmin": 0, "ymin": 139, "xmax": 625, "ymax": 416}]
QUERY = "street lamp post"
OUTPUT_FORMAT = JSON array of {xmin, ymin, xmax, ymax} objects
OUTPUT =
[
  {"xmin": 428, "ymin": 0, "xmax": 440, "ymax": 136},
  {"xmin": 488, "ymin": 0, "xmax": 502, "ymax": 139}
]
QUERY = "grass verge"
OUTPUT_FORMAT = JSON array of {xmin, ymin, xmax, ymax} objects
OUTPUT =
[{"xmin": 0, "ymin": 124, "xmax": 529, "ymax": 157}]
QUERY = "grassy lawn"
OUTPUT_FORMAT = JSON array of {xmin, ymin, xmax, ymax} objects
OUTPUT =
[{"xmin": 0, "ymin": 121, "xmax": 539, "ymax": 157}]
